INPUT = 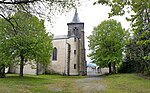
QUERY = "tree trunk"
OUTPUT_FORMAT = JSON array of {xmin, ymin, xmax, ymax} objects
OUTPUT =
[
  {"xmin": 36, "ymin": 62, "xmax": 39, "ymax": 75},
  {"xmin": 0, "ymin": 65, "xmax": 5, "ymax": 78},
  {"xmin": 20, "ymin": 54, "xmax": 24, "ymax": 77},
  {"xmin": 112, "ymin": 62, "xmax": 116, "ymax": 74},
  {"xmin": 108, "ymin": 62, "xmax": 112, "ymax": 74}
]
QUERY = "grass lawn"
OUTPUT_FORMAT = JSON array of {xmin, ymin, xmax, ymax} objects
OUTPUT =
[
  {"xmin": 0, "ymin": 74, "xmax": 149, "ymax": 93},
  {"xmin": 0, "ymin": 74, "xmax": 85, "ymax": 93},
  {"xmin": 102, "ymin": 74, "xmax": 150, "ymax": 93}
]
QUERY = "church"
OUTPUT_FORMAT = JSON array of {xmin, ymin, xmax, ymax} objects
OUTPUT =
[
  {"xmin": 48, "ymin": 10, "xmax": 87, "ymax": 75},
  {"xmin": 9, "ymin": 10, "xmax": 87, "ymax": 76}
]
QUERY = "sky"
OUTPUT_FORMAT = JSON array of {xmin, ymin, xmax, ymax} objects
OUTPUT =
[{"xmin": 46, "ymin": 0, "xmax": 130, "ymax": 63}]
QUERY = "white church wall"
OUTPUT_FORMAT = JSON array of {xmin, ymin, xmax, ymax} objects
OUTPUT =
[
  {"xmin": 10, "ymin": 61, "xmax": 37, "ymax": 75},
  {"xmin": 23, "ymin": 62, "xmax": 37, "ymax": 75},
  {"xmin": 67, "ymin": 38, "xmax": 79, "ymax": 75},
  {"xmin": 49, "ymin": 37, "xmax": 80, "ymax": 75},
  {"xmin": 49, "ymin": 39, "xmax": 67, "ymax": 74}
]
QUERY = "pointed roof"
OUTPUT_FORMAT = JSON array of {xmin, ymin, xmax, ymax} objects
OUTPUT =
[{"xmin": 71, "ymin": 9, "xmax": 80, "ymax": 23}]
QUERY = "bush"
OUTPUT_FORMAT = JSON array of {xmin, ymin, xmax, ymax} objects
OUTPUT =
[{"xmin": 118, "ymin": 61, "xmax": 135, "ymax": 73}]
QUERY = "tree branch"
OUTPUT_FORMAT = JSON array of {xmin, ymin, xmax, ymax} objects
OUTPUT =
[
  {"xmin": 0, "ymin": 0, "xmax": 39, "ymax": 4},
  {"xmin": 0, "ymin": 0, "xmax": 65, "ymax": 4},
  {"xmin": 0, "ymin": 14, "xmax": 17, "ymax": 34}
]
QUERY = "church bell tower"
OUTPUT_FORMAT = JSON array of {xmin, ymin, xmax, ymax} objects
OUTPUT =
[{"xmin": 67, "ymin": 10, "xmax": 87, "ymax": 75}]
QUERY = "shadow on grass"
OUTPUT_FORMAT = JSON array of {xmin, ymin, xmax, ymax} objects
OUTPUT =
[
  {"xmin": 98, "ymin": 73, "xmax": 122, "ymax": 79},
  {"xmin": 1, "ymin": 74, "xmax": 47, "ymax": 82},
  {"xmin": 1, "ymin": 74, "xmax": 87, "ymax": 84}
]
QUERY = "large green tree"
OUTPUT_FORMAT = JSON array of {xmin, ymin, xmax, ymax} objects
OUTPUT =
[
  {"xmin": 94, "ymin": 0, "xmax": 150, "ymax": 47},
  {"xmin": 88, "ymin": 19, "xmax": 128, "ymax": 73},
  {"xmin": 0, "ymin": 12, "xmax": 53, "ymax": 77},
  {"xmin": 94, "ymin": 0, "xmax": 150, "ymax": 75}
]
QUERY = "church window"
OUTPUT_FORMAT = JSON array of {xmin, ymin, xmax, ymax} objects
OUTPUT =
[
  {"xmin": 52, "ymin": 47, "xmax": 57, "ymax": 60},
  {"xmin": 73, "ymin": 27, "xmax": 78, "ymax": 36},
  {"xmin": 73, "ymin": 30, "xmax": 75, "ymax": 35},
  {"xmin": 74, "ymin": 50, "xmax": 76, "ymax": 54},
  {"xmin": 74, "ymin": 64, "xmax": 76, "ymax": 69},
  {"xmin": 74, "ymin": 37, "xmax": 76, "ymax": 42},
  {"xmin": 68, "ymin": 31, "xmax": 71, "ymax": 36}
]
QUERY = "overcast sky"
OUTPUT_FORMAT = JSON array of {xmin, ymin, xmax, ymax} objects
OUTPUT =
[{"xmin": 46, "ymin": 0, "xmax": 130, "ymax": 63}]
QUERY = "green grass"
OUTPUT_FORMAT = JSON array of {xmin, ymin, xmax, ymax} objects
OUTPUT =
[
  {"xmin": 0, "ymin": 74, "xmax": 149, "ymax": 93},
  {"xmin": 102, "ymin": 74, "xmax": 150, "ymax": 93},
  {"xmin": 0, "ymin": 74, "xmax": 84, "ymax": 93}
]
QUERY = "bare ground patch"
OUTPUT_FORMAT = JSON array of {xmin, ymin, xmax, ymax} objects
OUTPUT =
[{"xmin": 72, "ymin": 77, "xmax": 105, "ymax": 93}]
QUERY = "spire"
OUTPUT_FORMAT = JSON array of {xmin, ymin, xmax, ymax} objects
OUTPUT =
[{"xmin": 71, "ymin": 9, "xmax": 80, "ymax": 23}]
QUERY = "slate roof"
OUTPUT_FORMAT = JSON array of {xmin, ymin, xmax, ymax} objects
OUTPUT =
[
  {"xmin": 53, "ymin": 35, "xmax": 68, "ymax": 40},
  {"xmin": 71, "ymin": 10, "xmax": 80, "ymax": 23}
]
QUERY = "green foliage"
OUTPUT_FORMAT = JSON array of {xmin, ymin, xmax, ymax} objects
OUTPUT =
[
  {"xmin": 118, "ymin": 61, "xmax": 135, "ymax": 73},
  {"xmin": 94, "ymin": 0, "xmax": 150, "ymax": 43},
  {"xmin": 122, "ymin": 37, "xmax": 150, "ymax": 74},
  {"xmin": 88, "ymin": 19, "xmax": 128, "ymax": 68},
  {"xmin": 118, "ymin": 39, "xmax": 137, "ymax": 73},
  {"xmin": 95, "ymin": 0, "xmax": 150, "ymax": 75},
  {"xmin": 0, "ymin": 12, "xmax": 53, "ymax": 77}
]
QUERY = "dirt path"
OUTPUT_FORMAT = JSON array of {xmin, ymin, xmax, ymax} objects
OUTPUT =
[
  {"xmin": 48, "ymin": 74, "xmax": 105, "ymax": 93},
  {"xmin": 72, "ymin": 76, "xmax": 105, "ymax": 93}
]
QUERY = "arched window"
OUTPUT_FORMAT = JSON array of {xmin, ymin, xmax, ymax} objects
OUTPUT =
[{"xmin": 52, "ymin": 47, "xmax": 57, "ymax": 60}]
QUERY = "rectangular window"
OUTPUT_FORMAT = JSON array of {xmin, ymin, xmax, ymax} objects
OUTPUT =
[
  {"xmin": 74, "ymin": 64, "xmax": 76, "ymax": 69},
  {"xmin": 74, "ymin": 37, "xmax": 76, "ymax": 42},
  {"xmin": 74, "ymin": 50, "xmax": 76, "ymax": 54},
  {"xmin": 68, "ymin": 31, "xmax": 71, "ymax": 36}
]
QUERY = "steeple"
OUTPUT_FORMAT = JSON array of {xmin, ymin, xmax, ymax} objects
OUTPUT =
[
  {"xmin": 67, "ymin": 10, "xmax": 86, "ymax": 76},
  {"xmin": 71, "ymin": 9, "xmax": 80, "ymax": 23},
  {"xmin": 67, "ymin": 9, "xmax": 84, "ymax": 37}
]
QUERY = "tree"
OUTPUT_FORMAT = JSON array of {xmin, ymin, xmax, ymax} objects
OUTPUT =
[
  {"xmin": 0, "ymin": 0, "xmax": 79, "ymax": 17},
  {"xmin": 88, "ymin": 19, "xmax": 128, "ymax": 73},
  {"xmin": 118, "ymin": 38, "xmax": 140, "ymax": 73},
  {"xmin": 94, "ymin": 0, "xmax": 150, "ymax": 75},
  {"xmin": 0, "ymin": 17, "xmax": 14, "ymax": 78},
  {"xmin": 0, "ymin": 0, "xmax": 80, "ymax": 43},
  {"xmin": 0, "ymin": 12, "xmax": 53, "ymax": 77},
  {"xmin": 0, "ymin": 0, "xmax": 80, "ymax": 24},
  {"xmin": 94, "ymin": 0, "xmax": 150, "ymax": 48}
]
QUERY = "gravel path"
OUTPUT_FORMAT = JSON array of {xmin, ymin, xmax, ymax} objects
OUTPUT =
[
  {"xmin": 73, "ymin": 76, "xmax": 105, "ymax": 93},
  {"xmin": 48, "ymin": 74, "xmax": 105, "ymax": 93}
]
